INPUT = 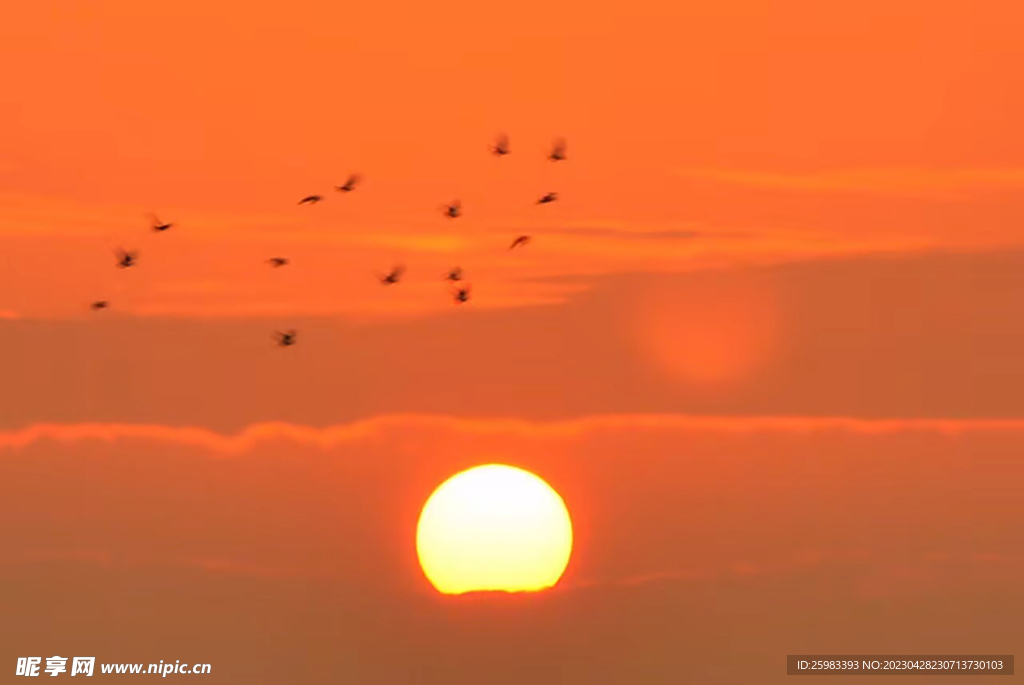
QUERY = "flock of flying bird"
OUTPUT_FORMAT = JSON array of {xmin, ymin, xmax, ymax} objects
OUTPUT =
[{"xmin": 93, "ymin": 134, "xmax": 568, "ymax": 347}]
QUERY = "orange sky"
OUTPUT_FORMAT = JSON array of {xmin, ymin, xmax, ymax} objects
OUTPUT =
[{"xmin": 1, "ymin": 1, "xmax": 1023, "ymax": 682}]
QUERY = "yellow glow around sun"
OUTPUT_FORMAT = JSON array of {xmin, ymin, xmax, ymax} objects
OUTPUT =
[{"xmin": 416, "ymin": 464, "xmax": 573, "ymax": 595}]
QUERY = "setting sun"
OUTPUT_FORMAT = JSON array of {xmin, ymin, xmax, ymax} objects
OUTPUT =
[{"xmin": 416, "ymin": 464, "xmax": 573, "ymax": 595}]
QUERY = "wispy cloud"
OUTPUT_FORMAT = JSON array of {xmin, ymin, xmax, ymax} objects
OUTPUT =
[
  {"xmin": 676, "ymin": 166, "xmax": 1024, "ymax": 198},
  {"xmin": 536, "ymin": 226, "xmax": 704, "ymax": 241},
  {"xmin": 0, "ymin": 187, "xmax": 995, "ymax": 320},
  {"xmin": 2, "ymin": 414, "xmax": 1024, "ymax": 456}
]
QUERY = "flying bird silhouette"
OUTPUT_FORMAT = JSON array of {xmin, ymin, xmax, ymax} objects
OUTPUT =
[
  {"xmin": 298, "ymin": 195, "xmax": 323, "ymax": 205},
  {"xmin": 491, "ymin": 133, "xmax": 510, "ymax": 156},
  {"xmin": 267, "ymin": 257, "xmax": 289, "ymax": 267},
  {"xmin": 115, "ymin": 249, "xmax": 138, "ymax": 268},
  {"xmin": 148, "ymin": 214, "xmax": 173, "ymax": 232},
  {"xmin": 442, "ymin": 200, "xmax": 462, "ymax": 218},
  {"xmin": 537, "ymin": 192, "xmax": 558, "ymax": 204},
  {"xmin": 335, "ymin": 174, "xmax": 362, "ymax": 192},
  {"xmin": 509, "ymin": 235, "xmax": 531, "ymax": 250},
  {"xmin": 549, "ymin": 138, "xmax": 567, "ymax": 161},
  {"xmin": 378, "ymin": 265, "xmax": 406, "ymax": 285},
  {"xmin": 90, "ymin": 300, "xmax": 109, "ymax": 310},
  {"xmin": 444, "ymin": 266, "xmax": 464, "ymax": 282},
  {"xmin": 274, "ymin": 330, "xmax": 297, "ymax": 346},
  {"xmin": 453, "ymin": 284, "xmax": 471, "ymax": 303}
]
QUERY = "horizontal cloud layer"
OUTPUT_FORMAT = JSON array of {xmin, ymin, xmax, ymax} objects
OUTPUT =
[
  {"xmin": 2, "ymin": 249, "xmax": 1024, "ymax": 430},
  {"xmin": 4, "ymin": 413, "xmax": 1024, "ymax": 455},
  {"xmin": 676, "ymin": 166, "xmax": 1024, "ymax": 197},
  {"xmin": 1, "ymin": 412, "xmax": 1022, "ymax": 682},
  {"xmin": 2, "ymin": 412, "xmax": 1022, "ymax": 583}
]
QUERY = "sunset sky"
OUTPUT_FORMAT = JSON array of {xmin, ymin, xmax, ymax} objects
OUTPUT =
[{"xmin": 1, "ymin": 1, "xmax": 1023, "ymax": 682}]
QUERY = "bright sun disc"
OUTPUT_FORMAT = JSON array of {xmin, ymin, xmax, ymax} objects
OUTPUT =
[{"xmin": 416, "ymin": 464, "xmax": 573, "ymax": 595}]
